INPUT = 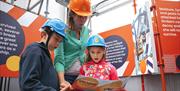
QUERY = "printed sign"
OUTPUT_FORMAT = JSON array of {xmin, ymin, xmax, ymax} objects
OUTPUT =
[
  {"xmin": 155, "ymin": 0, "xmax": 180, "ymax": 73},
  {"xmin": 105, "ymin": 35, "xmax": 128, "ymax": 69},
  {"xmin": 132, "ymin": 1, "xmax": 158, "ymax": 75},
  {"xmin": 0, "ymin": 1, "xmax": 47, "ymax": 77},
  {"xmin": 100, "ymin": 25, "xmax": 136, "ymax": 77}
]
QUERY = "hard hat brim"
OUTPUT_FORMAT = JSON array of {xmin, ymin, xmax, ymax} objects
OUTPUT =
[
  {"xmin": 87, "ymin": 44, "xmax": 106, "ymax": 47},
  {"xmin": 72, "ymin": 9, "xmax": 92, "ymax": 16},
  {"xmin": 41, "ymin": 26, "xmax": 67, "ymax": 40}
]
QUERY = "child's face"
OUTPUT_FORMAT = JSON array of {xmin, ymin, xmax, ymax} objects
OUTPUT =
[
  {"xmin": 89, "ymin": 46, "xmax": 105, "ymax": 63},
  {"xmin": 48, "ymin": 33, "xmax": 63, "ymax": 51}
]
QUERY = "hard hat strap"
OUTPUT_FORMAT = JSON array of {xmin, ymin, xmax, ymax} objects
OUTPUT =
[
  {"xmin": 46, "ymin": 31, "xmax": 53, "ymax": 47},
  {"xmin": 44, "ymin": 27, "xmax": 53, "ymax": 47}
]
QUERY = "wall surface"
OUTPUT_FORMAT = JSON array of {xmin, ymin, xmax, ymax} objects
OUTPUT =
[{"xmin": 123, "ymin": 74, "xmax": 180, "ymax": 91}]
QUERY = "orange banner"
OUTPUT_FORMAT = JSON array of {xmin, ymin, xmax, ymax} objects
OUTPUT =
[
  {"xmin": 100, "ymin": 24, "xmax": 136, "ymax": 76},
  {"xmin": 0, "ymin": 2, "xmax": 47, "ymax": 77},
  {"xmin": 155, "ymin": 0, "xmax": 180, "ymax": 73}
]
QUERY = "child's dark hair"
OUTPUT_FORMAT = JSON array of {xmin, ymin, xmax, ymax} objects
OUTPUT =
[
  {"xmin": 85, "ymin": 46, "xmax": 106, "ymax": 62},
  {"xmin": 43, "ymin": 27, "xmax": 52, "ymax": 34}
]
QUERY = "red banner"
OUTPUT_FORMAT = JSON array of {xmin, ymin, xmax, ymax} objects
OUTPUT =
[{"xmin": 155, "ymin": 0, "xmax": 180, "ymax": 73}]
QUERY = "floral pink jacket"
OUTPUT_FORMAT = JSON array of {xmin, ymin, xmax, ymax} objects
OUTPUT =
[{"xmin": 79, "ymin": 60, "xmax": 119, "ymax": 80}]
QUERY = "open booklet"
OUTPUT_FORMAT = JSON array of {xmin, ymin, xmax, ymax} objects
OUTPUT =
[{"xmin": 72, "ymin": 75, "xmax": 126, "ymax": 91}]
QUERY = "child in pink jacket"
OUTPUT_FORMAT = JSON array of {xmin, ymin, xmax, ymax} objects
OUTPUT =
[{"xmin": 80, "ymin": 34, "xmax": 119, "ymax": 80}]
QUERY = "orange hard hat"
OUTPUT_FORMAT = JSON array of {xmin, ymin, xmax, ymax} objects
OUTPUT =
[{"xmin": 68, "ymin": 0, "xmax": 92, "ymax": 16}]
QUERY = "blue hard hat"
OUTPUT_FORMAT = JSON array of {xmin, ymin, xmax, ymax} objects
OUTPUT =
[
  {"xmin": 42, "ymin": 19, "xmax": 66, "ymax": 38},
  {"xmin": 87, "ymin": 34, "xmax": 106, "ymax": 47}
]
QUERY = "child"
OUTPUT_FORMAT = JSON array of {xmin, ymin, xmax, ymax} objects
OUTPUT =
[
  {"xmin": 19, "ymin": 19, "xmax": 66, "ymax": 91},
  {"xmin": 79, "ymin": 34, "xmax": 119, "ymax": 80}
]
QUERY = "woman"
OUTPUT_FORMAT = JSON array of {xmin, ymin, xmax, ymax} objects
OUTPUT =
[{"xmin": 54, "ymin": 0, "xmax": 92, "ymax": 90}]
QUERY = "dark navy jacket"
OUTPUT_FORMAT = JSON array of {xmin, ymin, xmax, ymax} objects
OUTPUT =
[{"xmin": 19, "ymin": 42, "xmax": 59, "ymax": 91}]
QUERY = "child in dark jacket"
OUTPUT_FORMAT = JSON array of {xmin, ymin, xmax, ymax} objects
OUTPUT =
[{"xmin": 19, "ymin": 19, "xmax": 66, "ymax": 91}]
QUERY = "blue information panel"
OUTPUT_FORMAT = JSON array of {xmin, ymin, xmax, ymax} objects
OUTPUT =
[
  {"xmin": 105, "ymin": 35, "xmax": 128, "ymax": 69},
  {"xmin": 0, "ymin": 11, "xmax": 25, "ymax": 65}
]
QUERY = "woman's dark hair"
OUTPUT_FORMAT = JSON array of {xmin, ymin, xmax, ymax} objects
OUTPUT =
[
  {"xmin": 68, "ymin": 10, "xmax": 76, "ymax": 29},
  {"xmin": 85, "ymin": 46, "xmax": 106, "ymax": 62}
]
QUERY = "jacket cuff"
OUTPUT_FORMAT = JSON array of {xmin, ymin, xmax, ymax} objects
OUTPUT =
[{"xmin": 55, "ymin": 63, "xmax": 64, "ymax": 72}]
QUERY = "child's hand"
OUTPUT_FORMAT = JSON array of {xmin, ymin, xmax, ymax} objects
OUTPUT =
[
  {"xmin": 69, "ymin": 85, "xmax": 75, "ymax": 91},
  {"xmin": 60, "ymin": 81, "xmax": 71, "ymax": 91}
]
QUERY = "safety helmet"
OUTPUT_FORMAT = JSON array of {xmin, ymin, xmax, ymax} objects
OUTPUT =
[
  {"xmin": 87, "ymin": 34, "xmax": 106, "ymax": 47},
  {"xmin": 42, "ymin": 19, "xmax": 66, "ymax": 38},
  {"xmin": 68, "ymin": 0, "xmax": 92, "ymax": 16}
]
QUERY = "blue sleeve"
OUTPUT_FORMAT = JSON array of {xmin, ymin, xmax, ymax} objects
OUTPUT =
[{"xmin": 19, "ymin": 50, "xmax": 57, "ymax": 91}]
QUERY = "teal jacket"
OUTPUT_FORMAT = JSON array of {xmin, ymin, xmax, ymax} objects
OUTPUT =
[{"xmin": 54, "ymin": 26, "xmax": 90, "ymax": 72}]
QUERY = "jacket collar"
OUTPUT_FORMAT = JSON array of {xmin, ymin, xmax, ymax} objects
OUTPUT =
[{"xmin": 90, "ymin": 59, "xmax": 106, "ymax": 64}]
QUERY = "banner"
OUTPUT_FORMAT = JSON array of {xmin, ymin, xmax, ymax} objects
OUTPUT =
[
  {"xmin": 132, "ymin": 1, "xmax": 158, "ymax": 75},
  {"xmin": 0, "ymin": 1, "xmax": 47, "ymax": 77},
  {"xmin": 100, "ymin": 25, "xmax": 136, "ymax": 77},
  {"xmin": 155, "ymin": 0, "xmax": 180, "ymax": 73},
  {"xmin": 100, "ymin": 1, "xmax": 158, "ymax": 76}
]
